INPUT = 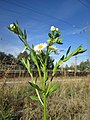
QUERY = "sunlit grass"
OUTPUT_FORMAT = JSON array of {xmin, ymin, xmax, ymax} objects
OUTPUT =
[{"xmin": 0, "ymin": 77, "xmax": 90, "ymax": 120}]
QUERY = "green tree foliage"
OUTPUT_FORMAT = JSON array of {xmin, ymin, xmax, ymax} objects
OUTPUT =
[
  {"xmin": 64, "ymin": 59, "xmax": 90, "ymax": 71},
  {"xmin": 77, "ymin": 59, "xmax": 90, "ymax": 71},
  {"xmin": 0, "ymin": 51, "xmax": 15, "ymax": 65},
  {"xmin": 0, "ymin": 51, "xmax": 54, "ymax": 70}
]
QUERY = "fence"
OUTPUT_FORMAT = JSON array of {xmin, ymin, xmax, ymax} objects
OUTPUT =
[{"xmin": 0, "ymin": 69, "xmax": 89, "ymax": 79}]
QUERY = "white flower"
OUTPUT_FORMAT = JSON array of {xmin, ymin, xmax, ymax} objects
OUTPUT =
[
  {"xmin": 10, "ymin": 24, "xmax": 15, "ymax": 29},
  {"xmin": 50, "ymin": 26, "xmax": 56, "ymax": 32},
  {"xmin": 34, "ymin": 43, "xmax": 47, "ymax": 53},
  {"xmin": 55, "ymin": 28, "xmax": 59, "ymax": 32}
]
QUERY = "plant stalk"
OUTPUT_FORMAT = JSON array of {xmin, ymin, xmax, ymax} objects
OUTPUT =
[
  {"xmin": 36, "ymin": 89, "xmax": 44, "ymax": 106},
  {"xmin": 43, "ymin": 95, "xmax": 47, "ymax": 120}
]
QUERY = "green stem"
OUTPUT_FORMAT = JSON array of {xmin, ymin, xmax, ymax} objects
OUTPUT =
[
  {"xmin": 43, "ymin": 95, "xmax": 47, "ymax": 120},
  {"xmin": 28, "ymin": 70, "xmax": 33, "ymax": 81},
  {"xmin": 35, "ymin": 89, "xmax": 44, "ymax": 106},
  {"xmin": 32, "ymin": 79, "xmax": 44, "ymax": 106}
]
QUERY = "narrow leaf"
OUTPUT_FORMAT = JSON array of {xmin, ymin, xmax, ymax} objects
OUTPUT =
[
  {"xmin": 29, "ymin": 82, "xmax": 43, "ymax": 92},
  {"xmin": 24, "ymin": 29, "xmax": 27, "ymax": 39},
  {"xmin": 30, "ymin": 49, "xmax": 38, "ymax": 66},
  {"xmin": 66, "ymin": 46, "xmax": 71, "ymax": 57},
  {"xmin": 55, "ymin": 33, "xmax": 60, "ymax": 38},
  {"xmin": 46, "ymin": 82, "xmax": 59, "ymax": 97},
  {"xmin": 52, "ymin": 55, "xmax": 64, "ymax": 76},
  {"xmin": 49, "ymin": 82, "xmax": 59, "ymax": 93},
  {"xmin": 21, "ymin": 58, "xmax": 26, "ymax": 67},
  {"xmin": 27, "ymin": 59, "xmax": 30, "ymax": 72},
  {"xmin": 55, "ymin": 38, "xmax": 63, "ymax": 44},
  {"xmin": 48, "ymin": 33, "xmax": 52, "ymax": 38},
  {"xmin": 73, "ymin": 49, "xmax": 87, "ymax": 56},
  {"xmin": 16, "ymin": 22, "xmax": 23, "ymax": 36},
  {"xmin": 60, "ymin": 55, "xmax": 64, "ymax": 60}
]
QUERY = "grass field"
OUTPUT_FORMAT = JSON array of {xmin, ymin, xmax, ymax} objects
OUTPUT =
[{"xmin": 0, "ymin": 76, "xmax": 90, "ymax": 120}]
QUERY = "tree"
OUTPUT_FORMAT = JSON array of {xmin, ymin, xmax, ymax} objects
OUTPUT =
[
  {"xmin": 0, "ymin": 51, "xmax": 15, "ymax": 65},
  {"xmin": 77, "ymin": 59, "xmax": 90, "ymax": 71}
]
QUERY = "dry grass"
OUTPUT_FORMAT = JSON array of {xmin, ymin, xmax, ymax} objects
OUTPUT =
[
  {"xmin": 47, "ymin": 79, "xmax": 90, "ymax": 120},
  {"xmin": 0, "ymin": 77, "xmax": 90, "ymax": 120}
]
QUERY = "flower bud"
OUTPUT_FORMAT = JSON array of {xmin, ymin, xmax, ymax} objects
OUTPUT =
[
  {"xmin": 47, "ymin": 39, "xmax": 51, "ymax": 43},
  {"xmin": 50, "ymin": 26, "xmax": 55, "ymax": 32},
  {"xmin": 55, "ymin": 28, "xmax": 59, "ymax": 32},
  {"xmin": 49, "ymin": 45, "xmax": 59, "ymax": 54},
  {"xmin": 9, "ymin": 24, "xmax": 16, "ymax": 31}
]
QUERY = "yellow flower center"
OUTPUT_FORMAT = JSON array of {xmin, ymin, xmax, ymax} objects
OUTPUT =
[{"xmin": 38, "ymin": 45, "xmax": 43, "ymax": 49}]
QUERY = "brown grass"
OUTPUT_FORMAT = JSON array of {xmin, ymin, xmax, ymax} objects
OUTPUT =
[{"xmin": 0, "ymin": 77, "xmax": 90, "ymax": 120}]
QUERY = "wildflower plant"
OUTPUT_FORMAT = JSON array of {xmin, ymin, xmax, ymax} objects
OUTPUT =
[{"xmin": 8, "ymin": 22, "xmax": 86, "ymax": 120}]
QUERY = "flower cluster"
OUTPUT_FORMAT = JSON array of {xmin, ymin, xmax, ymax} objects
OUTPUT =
[
  {"xmin": 50, "ymin": 26, "xmax": 59, "ymax": 32},
  {"xmin": 48, "ymin": 26, "xmax": 63, "ymax": 46}
]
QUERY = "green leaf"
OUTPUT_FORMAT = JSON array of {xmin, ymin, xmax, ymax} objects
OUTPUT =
[
  {"xmin": 60, "ymin": 55, "xmax": 64, "ymax": 60},
  {"xmin": 30, "ymin": 49, "xmax": 36, "ymax": 61},
  {"xmin": 49, "ymin": 82, "xmax": 59, "ymax": 93},
  {"xmin": 55, "ymin": 38, "xmax": 63, "ymax": 44},
  {"xmin": 29, "ymin": 82, "xmax": 43, "ymax": 92},
  {"xmin": 30, "ymin": 95, "xmax": 39, "ymax": 101},
  {"xmin": 73, "ymin": 48, "xmax": 87, "ymax": 56},
  {"xmin": 16, "ymin": 22, "xmax": 23, "ymax": 36},
  {"xmin": 18, "ymin": 35, "xmax": 24, "ymax": 43},
  {"xmin": 46, "ymin": 82, "xmax": 59, "ymax": 97},
  {"xmin": 48, "ymin": 33, "xmax": 52, "ymax": 38},
  {"xmin": 71, "ymin": 45, "xmax": 86, "ymax": 56},
  {"xmin": 52, "ymin": 55, "xmax": 64, "ymax": 76},
  {"xmin": 66, "ymin": 46, "xmax": 71, "ymax": 57},
  {"xmin": 79, "ymin": 49, "xmax": 87, "ymax": 53},
  {"xmin": 21, "ymin": 58, "xmax": 26, "ymax": 66},
  {"xmin": 30, "ymin": 48, "xmax": 38, "ymax": 66},
  {"xmin": 55, "ymin": 32, "xmax": 61, "ymax": 38},
  {"xmin": 73, "ymin": 50, "xmax": 86, "ymax": 56},
  {"xmin": 63, "ymin": 45, "xmax": 86, "ymax": 62},
  {"xmin": 27, "ymin": 59, "xmax": 30, "ymax": 72},
  {"xmin": 24, "ymin": 29, "xmax": 27, "ymax": 39}
]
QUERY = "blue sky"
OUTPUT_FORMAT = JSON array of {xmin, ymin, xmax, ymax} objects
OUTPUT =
[{"xmin": 0, "ymin": 0, "xmax": 90, "ymax": 65}]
